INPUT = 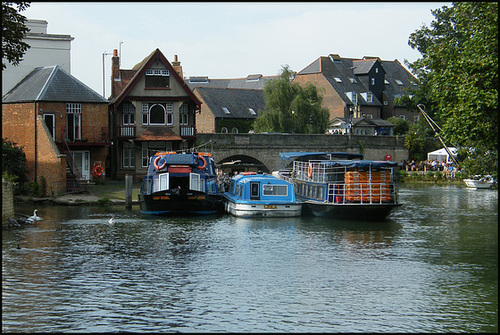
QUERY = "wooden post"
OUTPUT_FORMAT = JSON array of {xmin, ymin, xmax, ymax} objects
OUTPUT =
[{"xmin": 125, "ymin": 174, "xmax": 132, "ymax": 209}]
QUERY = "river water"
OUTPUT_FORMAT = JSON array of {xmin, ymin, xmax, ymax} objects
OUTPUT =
[{"xmin": 2, "ymin": 184, "xmax": 497, "ymax": 333}]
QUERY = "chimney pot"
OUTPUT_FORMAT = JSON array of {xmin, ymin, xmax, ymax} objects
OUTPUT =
[{"xmin": 113, "ymin": 49, "xmax": 118, "ymax": 57}]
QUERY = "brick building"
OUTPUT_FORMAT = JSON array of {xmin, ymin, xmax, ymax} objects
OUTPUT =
[
  {"xmin": 2, "ymin": 65, "xmax": 109, "ymax": 194},
  {"xmin": 293, "ymin": 54, "xmax": 420, "ymax": 130},
  {"xmin": 108, "ymin": 49, "xmax": 201, "ymax": 180}
]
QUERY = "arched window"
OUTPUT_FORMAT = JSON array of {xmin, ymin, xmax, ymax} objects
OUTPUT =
[
  {"xmin": 149, "ymin": 104, "xmax": 165, "ymax": 124},
  {"xmin": 232, "ymin": 127, "xmax": 239, "ymax": 134},
  {"xmin": 221, "ymin": 127, "xmax": 228, "ymax": 133}
]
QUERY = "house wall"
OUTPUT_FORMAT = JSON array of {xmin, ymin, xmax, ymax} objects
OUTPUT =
[
  {"xmin": 192, "ymin": 94, "xmax": 216, "ymax": 133},
  {"xmin": 293, "ymin": 73, "xmax": 346, "ymax": 120},
  {"xmin": 2, "ymin": 103, "xmax": 67, "ymax": 195},
  {"xmin": 2, "ymin": 19, "xmax": 74, "ymax": 96}
]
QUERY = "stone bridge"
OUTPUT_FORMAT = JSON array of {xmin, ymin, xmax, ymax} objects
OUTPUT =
[{"xmin": 196, "ymin": 133, "xmax": 408, "ymax": 173}]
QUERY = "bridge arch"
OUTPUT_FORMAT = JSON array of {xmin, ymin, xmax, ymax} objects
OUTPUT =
[{"xmin": 214, "ymin": 150, "xmax": 274, "ymax": 174}]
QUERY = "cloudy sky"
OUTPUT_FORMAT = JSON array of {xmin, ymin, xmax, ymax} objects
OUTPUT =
[{"xmin": 22, "ymin": 2, "xmax": 451, "ymax": 97}]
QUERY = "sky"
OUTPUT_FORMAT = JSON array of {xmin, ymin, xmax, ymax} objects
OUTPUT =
[{"xmin": 21, "ymin": 2, "xmax": 452, "ymax": 97}]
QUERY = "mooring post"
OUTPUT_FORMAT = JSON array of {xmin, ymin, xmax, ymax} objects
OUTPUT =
[{"xmin": 125, "ymin": 174, "xmax": 132, "ymax": 209}]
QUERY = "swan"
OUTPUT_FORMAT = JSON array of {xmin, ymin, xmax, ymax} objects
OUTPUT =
[
  {"xmin": 27, "ymin": 209, "xmax": 42, "ymax": 223},
  {"xmin": 108, "ymin": 216, "xmax": 115, "ymax": 224}
]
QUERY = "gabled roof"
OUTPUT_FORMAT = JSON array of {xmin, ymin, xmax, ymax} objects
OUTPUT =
[
  {"xmin": 195, "ymin": 87, "xmax": 265, "ymax": 119},
  {"xmin": 2, "ymin": 65, "xmax": 108, "ymax": 103},
  {"xmin": 110, "ymin": 48, "xmax": 201, "ymax": 110},
  {"xmin": 330, "ymin": 117, "xmax": 394, "ymax": 127},
  {"xmin": 296, "ymin": 54, "xmax": 418, "ymax": 106}
]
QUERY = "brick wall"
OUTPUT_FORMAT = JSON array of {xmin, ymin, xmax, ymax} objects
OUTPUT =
[
  {"xmin": 193, "ymin": 92, "xmax": 216, "ymax": 133},
  {"xmin": 2, "ymin": 178, "xmax": 14, "ymax": 226}
]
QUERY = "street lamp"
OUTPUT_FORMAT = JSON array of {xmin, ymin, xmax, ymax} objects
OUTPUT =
[{"xmin": 292, "ymin": 110, "xmax": 295, "ymax": 134}]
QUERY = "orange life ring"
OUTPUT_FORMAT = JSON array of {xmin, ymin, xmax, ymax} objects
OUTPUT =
[
  {"xmin": 241, "ymin": 172, "xmax": 256, "ymax": 175},
  {"xmin": 92, "ymin": 163, "xmax": 104, "ymax": 178},
  {"xmin": 153, "ymin": 156, "xmax": 166, "ymax": 171},
  {"xmin": 197, "ymin": 155, "xmax": 207, "ymax": 170},
  {"xmin": 308, "ymin": 163, "xmax": 313, "ymax": 179}
]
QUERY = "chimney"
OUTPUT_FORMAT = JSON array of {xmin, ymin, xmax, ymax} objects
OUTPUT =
[
  {"xmin": 172, "ymin": 54, "xmax": 183, "ymax": 78},
  {"xmin": 111, "ymin": 49, "xmax": 120, "ymax": 97}
]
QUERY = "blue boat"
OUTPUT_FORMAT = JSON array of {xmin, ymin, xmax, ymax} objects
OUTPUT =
[
  {"xmin": 223, "ymin": 173, "xmax": 302, "ymax": 217},
  {"xmin": 278, "ymin": 152, "xmax": 402, "ymax": 220},
  {"xmin": 138, "ymin": 152, "xmax": 224, "ymax": 215}
]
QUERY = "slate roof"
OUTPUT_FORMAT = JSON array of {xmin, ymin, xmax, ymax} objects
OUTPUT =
[
  {"xmin": 195, "ymin": 87, "xmax": 265, "ymax": 119},
  {"xmin": 185, "ymin": 74, "xmax": 279, "ymax": 91},
  {"xmin": 2, "ymin": 65, "xmax": 108, "ymax": 103},
  {"xmin": 297, "ymin": 54, "xmax": 418, "ymax": 106}
]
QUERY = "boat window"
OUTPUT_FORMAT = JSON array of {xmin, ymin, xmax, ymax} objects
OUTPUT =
[
  {"xmin": 141, "ymin": 176, "xmax": 153, "ymax": 195},
  {"xmin": 262, "ymin": 184, "xmax": 288, "ymax": 196},
  {"xmin": 190, "ymin": 173, "xmax": 202, "ymax": 192},
  {"xmin": 250, "ymin": 182, "xmax": 260, "ymax": 199},
  {"xmin": 158, "ymin": 173, "xmax": 169, "ymax": 191}
]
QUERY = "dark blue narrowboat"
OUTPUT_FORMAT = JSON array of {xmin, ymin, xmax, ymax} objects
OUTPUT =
[{"xmin": 138, "ymin": 152, "xmax": 224, "ymax": 215}]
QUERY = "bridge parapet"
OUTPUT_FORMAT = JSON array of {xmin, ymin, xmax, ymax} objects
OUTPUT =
[{"xmin": 196, "ymin": 133, "xmax": 408, "ymax": 172}]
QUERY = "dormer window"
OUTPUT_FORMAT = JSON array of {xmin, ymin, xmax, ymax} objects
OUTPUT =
[
  {"xmin": 361, "ymin": 92, "xmax": 373, "ymax": 103},
  {"xmin": 334, "ymin": 77, "xmax": 343, "ymax": 83},
  {"xmin": 248, "ymin": 108, "xmax": 257, "ymax": 115},
  {"xmin": 222, "ymin": 107, "xmax": 231, "ymax": 115},
  {"xmin": 145, "ymin": 68, "xmax": 170, "ymax": 88},
  {"xmin": 384, "ymin": 79, "xmax": 390, "ymax": 84},
  {"xmin": 345, "ymin": 92, "xmax": 358, "ymax": 104},
  {"xmin": 395, "ymin": 79, "xmax": 404, "ymax": 85},
  {"xmin": 349, "ymin": 77, "xmax": 357, "ymax": 84}
]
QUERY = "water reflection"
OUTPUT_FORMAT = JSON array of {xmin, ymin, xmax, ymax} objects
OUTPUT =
[{"xmin": 3, "ymin": 185, "xmax": 497, "ymax": 333}]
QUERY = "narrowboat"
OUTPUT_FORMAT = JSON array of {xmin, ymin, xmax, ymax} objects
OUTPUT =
[
  {"xmin": 223, "ymin": 173, "xmax": 302, "ymax": 217},
  {"xmin": 138, "ymin": 152, "xmax": 224, "ymax": 215},
  {"xmin": 277, "ymin": 152, "xmax": 401, "ymax": 220}
]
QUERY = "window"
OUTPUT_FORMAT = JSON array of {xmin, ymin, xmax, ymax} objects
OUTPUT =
[
  {"xmin": 122, "ymin": 103, "xmax": 135, "ymax": 125},
  {"xmin": 145, "ymin": 68, "xmax": 170, "ymax": 88},
  {"xmin": 222, "ymin": 107, "xmax": 231, "ymax": 114},
  {"xmin": 399, "ymin": 115, "xmax": 406, "ymax": 120},
  {"xmin": 361, "ymin": 92, "xmax": 373, "ymax": 103},
  {"xmin": 366, "ymin": 114, "xmax": 373, "ymax": 119},
  {"xmin": 414, "ymin": 115, "xmax": 420, "ymax": 122},
  {"xmin": 158, "ymin": 173, "xmax": 169, "ymax": 192},
  {"xmin": 221, "ymin": 127, "xmax": 228, "ymax": 133},
  {"xmin": 395, "ymin": 79, "xmax": 404, "ymax": 85},
  {"xmin": 142, "ymin": 143, "xmax": 149, "ymax": 168},
  {"xmin": 190, "ymin": 173, "xmax": 204, "ymax": 192},
  {"xmin": 371, "ymin": 78, "xmax": 375, "ymax": 85},
  {"xmin": 180, "ymin": 103, "xmax": 189, "ymax": 125},
  {"xmin": 142, "ymin": 103, "xmax": 172, "ymax": 125},
  {"xmin": 248, "ymin": 108, "xmax": 257, "ymax": 115},
  {"xmin": 250, "ymin": 182, "xmax": 260, "ymax": 198},
  {"xmin": 263, "ymin": 184, "xmax": 288, "ymax": 196},
  {"xmin": 232, "ymin": 127, "xmax": 238, "ymax": 134},
  {"xmin": 66, "ymin": 103, "xmax": 81, "ymax": 141},
  {"xmin": 123, "ymin": 142, "xmax": 135, "ymax": 168},
  {"xmin": 384, "ymin": 79, "xmax": 390, "ymax": 85},
  {"xmin": 349, "ymin": 77, "xmax": 357, "ymax": 84},
  {"xmin": 346, "ymin": 92, "xmax": 358, "ymax": 104},
  {"xmin": 334, "ymin": 77, "xmax": 342, "ymax": 83}
]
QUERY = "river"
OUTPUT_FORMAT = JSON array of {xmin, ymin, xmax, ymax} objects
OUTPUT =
[{"xmin": 2, "ymin": 184, "xmax": 497, "ymax": 333}]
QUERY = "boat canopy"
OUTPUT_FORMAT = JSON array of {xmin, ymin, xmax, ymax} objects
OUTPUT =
[
  {"xmin": 151, "ymin": 153, "xmax": 197, "ymax": 166},
  {"xmin": 279, "ymin": 152, "xmax": 365, "ymax": 169},
  {"xmin": 320, "ymin": 160, "xmax": 398, "ymax": 169}
]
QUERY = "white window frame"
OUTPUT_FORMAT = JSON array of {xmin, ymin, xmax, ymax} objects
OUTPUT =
[
  {"xmin": 190, "ymin": 173, "xmax": 204, "ymax": 192},
  {"xmin": 221, "ymin": 127, "xmax": 228, "ymax": 133},
  {"xmin": 122, "ymin": 142, "xmax": 135, "ymax": 168},
  {"xmin": 180, "ymin": 103, "xmax": 189, "ymax": 125},
  {"xmin": 141, "ymin": 103, "xmax": 172, "ymax": 125},
  {"xmin": 122, "ymin": 103, "xmax": 135, "ymax": 125},
  {"xmin": 142, "ymin": 142, "xmax": 149, "ymax": 168},
  {"xmin": 66, "ymin": 103, "xmax": 82, "ymax": 141},
  {"xmin": 400, "ymin": 115, "xmax": 406, "ymax": 120},
  {"xmin": 262, "ymin": 184, "xmax": 288, "ymax": 196},
  {"xmin": 371, "ymin": 78, "xmax": 375, "ymax": 85}
]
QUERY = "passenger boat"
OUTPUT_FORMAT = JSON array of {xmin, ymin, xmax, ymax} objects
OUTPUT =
[
  {"xmin": 463, "ymin": 175, "xmax": 495, "ymax": 189},
  {"xmin": 138, "ymin": 152, "xmax": 224, "ymax": 215},
  {"xmin": 223, "ymin": 173, "xmax": 302, "ymax": 217},
  {"xmin": 277, "ymin": 152, "xmax": 401, "ymax": 220}
]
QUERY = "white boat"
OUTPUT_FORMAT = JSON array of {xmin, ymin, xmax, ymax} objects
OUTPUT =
[
  {"xmin": 223, "ymin": 173, "xmax": 302, "ymax": 217},
  {"xmin": 463, "ymin": 175, "xmax": 495, "ymax": 189}
]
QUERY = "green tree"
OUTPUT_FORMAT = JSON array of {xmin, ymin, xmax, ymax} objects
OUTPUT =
[
  {"xmin": 404, "ymin": 120, "xmax": 439, "ymax": 161},
  {"xmin": 253, "ymin": 65, "xmax": 330, "ymax": 134},
  {"xmin": 408, "ymin": 2, "xmax": 498, "ymax": 155},
  {"xmin": 387, "ymin": 116, "xmax": 409, "ymax": 135},
  {"xmin": 2, "ymin": 2, "xmax": 31, "ymax": 70},
  {"xmin": 2, "ymin": 138, "xmax": 29, "ymax": 184}
]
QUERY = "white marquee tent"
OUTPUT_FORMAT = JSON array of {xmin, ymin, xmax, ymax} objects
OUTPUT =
[{"xmin": 427, "ymin": 147, "xmax": 458, "ymax": 163}]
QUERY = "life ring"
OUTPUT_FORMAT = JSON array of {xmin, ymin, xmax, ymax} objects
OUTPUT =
[
  {"xmin": 197, "ymin": 155, "xmax": 207, "ymax": 170},
  {"xmin": 308, "ymin": 163, "xmax": 313, "ymax": 179},
  {"xmin": 241, "ymin": 172, "xmax": 256, "ymax": 175},
  {"xmin": 92, "ymin": 163, "xmax": 104, "ymax": 178},
  {"xmin": 153, "ymin": 156, "xmax": 166, "ymax": 171}
]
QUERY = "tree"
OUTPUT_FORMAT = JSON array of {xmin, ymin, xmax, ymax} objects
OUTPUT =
[
  {"xmin": 2, "ymin": 138, "xmax": 29, "ymax": 184},
  {"xmin": 253, "ymin": 65, "xmax": 330, "ymax": 134},
  {"xmin": 2, "ymin": 2, "xmax": 31, "ymax": 70},
  {"xmin": 403, "ymin": 119, "xmax": 439, "ymax": 162},
  {"xmin": 407, "ymin": 2, "xmax": 498, "ymax": 154},
  {"xmin": 387, "ymin": 116, "xmax": 409, "ymax": 135}
]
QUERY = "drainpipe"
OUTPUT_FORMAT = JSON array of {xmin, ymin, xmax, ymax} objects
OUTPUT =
[{"xmin": 34, "ymin": 102, "xmax": 38, "ymax": 181}]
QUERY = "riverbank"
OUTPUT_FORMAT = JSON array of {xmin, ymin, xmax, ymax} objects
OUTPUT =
[{"xmin": 14, "ymin": 180, "xmax": 143, "ymax": 206}]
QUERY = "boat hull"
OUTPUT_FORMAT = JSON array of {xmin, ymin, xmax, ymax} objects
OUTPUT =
[
  {"xmin": 463, "ymin": 179, "xmax": 494, "ymax": 189},
  {"xmin": 303, "ymin": 200, "xmax": 401, "ymax": 221},
  {"xmin": 139, "ymin": 192, "xmax": 224, "ymax": 216},
  {"xmin": 225, "ymin": 200, "xmax": 302, "ymax": 217}
]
